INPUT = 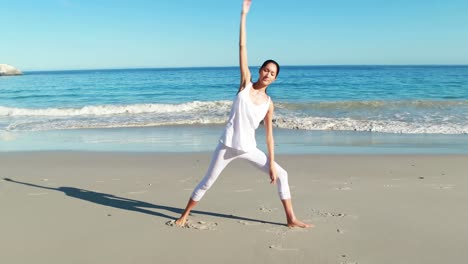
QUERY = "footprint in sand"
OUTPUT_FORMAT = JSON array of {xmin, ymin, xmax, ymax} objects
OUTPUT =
[
  {"xmin": 269, "ymin": 245, "xmax": 299, "ymax": 251},
  {"xmin": 187, "ymin": 221, "xmax": 218, "ymax": 230},
  {"xmin": 166, "ymin": 220, "xmax": 218, "ymax": 230},
  {"xmin": 340, "ymin": 261, "xmax": 359, "ymax": 264},
  {"xmin": 340, "ymin": 255, "xmax": 358, "ymax": 264},
  {"xmin": 259, "ymin": 207, "xmax": 277, "ymax": 213},
  {"xmin": 310, "ymin": 209, "xmax": 347, "ymax": 218}
]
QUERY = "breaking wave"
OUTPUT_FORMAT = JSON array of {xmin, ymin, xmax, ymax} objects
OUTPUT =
[{"xmin": 1, "ymin": 100, "xmax": 467, "ymax": 134}]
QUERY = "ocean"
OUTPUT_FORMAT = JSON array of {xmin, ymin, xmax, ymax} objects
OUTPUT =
[{"xmin": 1, "ymin": 65, "xmax": 467, "ymax": 153}]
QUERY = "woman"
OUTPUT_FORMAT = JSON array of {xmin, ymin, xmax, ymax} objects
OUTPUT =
[{"xmin": 175, "ymin": 0, "xmax": 312, "ymax": 228}]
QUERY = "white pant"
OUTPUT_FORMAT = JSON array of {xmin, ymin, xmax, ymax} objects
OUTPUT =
[{"xmin": 191, "ymin": 143, "xmax": 291, "ymax": 201}]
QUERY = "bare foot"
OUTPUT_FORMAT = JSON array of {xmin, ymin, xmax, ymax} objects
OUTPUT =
[
  {"xmin": 175, "ymin": 217, "xmax": 188, "ymax": 227},
  {"xmin": 287, "ymin": 219, "xmax": 314, "ymax": 228}
]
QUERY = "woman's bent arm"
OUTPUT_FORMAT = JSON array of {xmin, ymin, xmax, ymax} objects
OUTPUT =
[{"xmin": 264, "ymin": 102, "xmax": 277, "ymax": 184}]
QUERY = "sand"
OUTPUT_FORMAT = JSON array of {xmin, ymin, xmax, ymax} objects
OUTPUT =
[{"xmin": 1, "ymin": 152, "xmax": 467, "ymax": 264}]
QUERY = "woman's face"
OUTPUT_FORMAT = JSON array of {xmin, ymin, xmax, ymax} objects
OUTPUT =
[{"xmin": 259, "ymin": 63, "xmax": 278, "ymax": 86}]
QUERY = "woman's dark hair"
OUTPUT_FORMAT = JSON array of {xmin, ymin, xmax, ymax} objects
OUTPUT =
[
  {"xmin": 260, "ymin": 59, "xmax": 280, "ymax": 94},
  {"xmin": 260, "ymin": 59, "xmax": 280, "ymax": 78}
]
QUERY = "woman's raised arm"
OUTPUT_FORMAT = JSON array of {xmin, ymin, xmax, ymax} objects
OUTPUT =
[{"xmin": 239, "ymin": 0, "xmax": 252, "ymax": 91}]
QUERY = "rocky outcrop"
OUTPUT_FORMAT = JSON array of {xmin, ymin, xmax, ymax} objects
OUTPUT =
[{"xmin": 0, "ymin": 64, "xmax": 23, "ymax": 76}]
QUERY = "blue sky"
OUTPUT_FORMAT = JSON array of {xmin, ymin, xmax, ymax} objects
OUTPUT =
[{"xmin": 1, "ymin": 0, "xmax": 467, "ymax": 70}]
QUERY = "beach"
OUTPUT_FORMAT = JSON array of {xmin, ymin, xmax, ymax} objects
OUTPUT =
[
  {"xmin": 1, "ymin": 66, "xmax": 467, "ymax": 263},
  {"xmin": 1, "ymin": 152, "xmax": 467, "ymax": 264}
]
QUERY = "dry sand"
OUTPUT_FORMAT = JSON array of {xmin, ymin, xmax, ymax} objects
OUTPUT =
[{"xmin": 1, "ymin": 152, "xmax": 467, "ymax": 264}]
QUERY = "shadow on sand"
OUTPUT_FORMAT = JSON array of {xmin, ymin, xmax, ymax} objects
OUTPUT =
[{"xmin": 3, "ymin": 177, "xmax": 284, "ymax": 226}]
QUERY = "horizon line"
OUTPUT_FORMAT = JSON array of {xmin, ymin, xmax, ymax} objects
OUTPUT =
[{"xmin": 22, "ymin": 63, "xmax": 468, "ymax": 73}]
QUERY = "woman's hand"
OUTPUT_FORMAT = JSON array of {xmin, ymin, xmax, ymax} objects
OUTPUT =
[
  {"xmin": 242, "ymin": 0, "xmax": 252, "ymax": 14},
  {"xmin": 269, "ymin": 165, "xmax": 277, "ymax": 184}
]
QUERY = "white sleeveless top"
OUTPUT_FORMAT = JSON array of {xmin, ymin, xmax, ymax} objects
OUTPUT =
[{"xmin": 220, "ymin": 82, "xmax": 271, "ymax": 152}]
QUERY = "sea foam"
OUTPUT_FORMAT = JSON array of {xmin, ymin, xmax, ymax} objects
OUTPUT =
[{"xmin": 1, "ymin": 100, "xmax": 467, "ymax": 134}]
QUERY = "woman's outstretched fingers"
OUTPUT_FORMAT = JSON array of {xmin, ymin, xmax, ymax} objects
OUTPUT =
[{"xmin": 242, "ymin": 0, "xmax": 252, "ymax": 14}]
